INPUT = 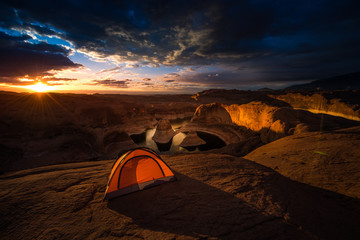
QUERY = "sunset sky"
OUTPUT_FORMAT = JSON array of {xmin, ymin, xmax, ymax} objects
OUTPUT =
[{"xmin": 0, "ymin": 0, "xmax": 359, "ymax": 94}]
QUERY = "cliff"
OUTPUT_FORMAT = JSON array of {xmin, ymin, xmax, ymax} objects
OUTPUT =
[
  {"xmin": 271, "ymin": 92, "xmax": 360, "ymax": 121},
  {"xmin": 189, "ymin": 101, "xmax": 359, "ymax": 144}
]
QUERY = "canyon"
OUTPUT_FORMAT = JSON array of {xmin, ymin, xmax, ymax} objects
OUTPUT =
[
  {"xmin": 0, "ymin": 89, "xmax": 359, "ymax": 172},
  {"xmin": 0, "ymin": 89, "xmax": 360, "ymax": 239}
]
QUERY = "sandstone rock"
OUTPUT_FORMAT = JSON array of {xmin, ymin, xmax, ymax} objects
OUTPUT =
[
  {"xmin": 293, "ymin": 123, "xmax": 310, "ymax": 134},
  {"xmin": 103, "ymin": 131, "xmax": 137, "ymax": 158},
  {"xmin": 224, "ymin": 102, "xmax": 295, "ymax": 143},
  {"xmin": 180, "ymin": 131, "xmax": 206, "ymax": 148},
  {"xmin": 180, "ymin": 123, "xmax": 242, "ymax": 145},
  {"xmin": 192, "ymin": 101, "xmax": 359, "ymax": 144},
  {"xmin": 152, "ymin": 119, "xmax": 177, "ymax": 144},
  {"xmin": 270, "ymin": 92, "xmax": 360, "ymax": 121},
  {"xmin": 245, "ymin": 126, "xmax": 360, "ymax": 199},
  {"xmin": 191, "ymin": 103, "xmax": 232, "ymax": 124},
  {"xmin": 1, "ymin": 153, "xmax": 360, "ymax": 239},
  {"xmin": 191, "ymin": 89, "xmax": 289, "ymax": 106}
]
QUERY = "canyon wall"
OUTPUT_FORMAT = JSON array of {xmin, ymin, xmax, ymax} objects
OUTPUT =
[
  {"xmin": 225, "ymin": 102, "xmax": 292, "ymax": 143},
  {"xmin": 0, "ymin": 92, "xmax": 197, "ymax": 171},
  {"xmin": 189, "ymin": 102, "xmax": 296, "ymax": 143},
  {"xmin": 270, "ymin": 92, "xmax": 360, "ymax": 121},
  {"xmin": 190, "ymin": 100, "xmax": 359, "ymax": 144}
]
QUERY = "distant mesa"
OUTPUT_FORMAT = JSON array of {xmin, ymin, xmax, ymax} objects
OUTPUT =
[
  {"xmin": 180, "ymin": 131, "xmax": 206, "ymax": 150},
  {"xmin": 152, "ymin": 119, "xmax": 177, "ymax": 144},
  {"xmin": 285, "ymin": 72, "xmax": 360, "ymax": 91},
  {"xmin": 256, "ymin": 87, "xmax": 273, "ymax": 91}
]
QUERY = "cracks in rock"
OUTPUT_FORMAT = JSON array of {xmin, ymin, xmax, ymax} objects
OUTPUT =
[
  {"xmin": 0, "ymin": 163, "xmax": 106, "ymax": 180},
  {"xmin": 71, "ymin": 187, "xmax": 98, "ymax": 213},
  {"xmin": 50, "ymin": 178, "xmax": 91, "ymax": 193}
]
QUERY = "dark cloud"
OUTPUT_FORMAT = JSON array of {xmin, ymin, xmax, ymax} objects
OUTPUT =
[
  {"xmin": 164, "ymin": 80, "xmax": 175, "ymax": 83},
  {"xmin": 1, "ymin": 0, "xmax": 360, "ymax": 86},
  {"xmin": 142, "ymin": 78, "xmax": 151, "ymax": 81},
  {"xmin": 92, "ymin": 79, "xmax": 131, "ymax": 88},
  {"xmin": 0, "ymin": 31, "xmax": 82, "ymax": 84},
  {"xmin": 173, "ymin": 67, "xmax": 324, "ymax": 89},
  {"xmin": 22, "ymin": 23, "xmax": 59, "ymax": 36}
]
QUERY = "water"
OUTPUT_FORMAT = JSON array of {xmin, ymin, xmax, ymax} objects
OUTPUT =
[{"xmin": 130, "ymin": 118, "xmax": 226, "ymax": 154}]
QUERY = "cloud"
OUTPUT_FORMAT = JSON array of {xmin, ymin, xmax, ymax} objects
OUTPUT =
[
  {"xmin": 141, "ymin": 82, "xmax": 153, "ymax": 86},
  {"xmin": 164, "ymin": 66, "xmax": 309, "ymax": 90},
  {"xmin": 164, "ymin": 80, "xmax": 175, "ymax": 83},
  {"xmin": 163, "ymin": 73, "xmax": 180, "ymax": 78},
  {"xmin": 42, "ymin": 77, "xmax": 77, "ymax": 85},
  {"xmin": 91, "ymin": 79, "xmax": 131, "ymax": 88},
  {"xmin": 125, "ymin": 63, "xmax": 141, "ymax": 68},
  {"xmin": 98, "ymin": 66, "xmax": 124, "ymax": 74},
  {"xmin": 142, "ymin": 78, "xmax": 151, "ymax": 81},
  {"xmin": 0, "ymin": 31, "xmax": 82, "ymax": 84},
  {"xmin": 22, "ymin": 22, "xmax": 60, "ymax": 36},
  {"xmin": 43, "ymin": 77, "xmax": 76, "ymax": 81},
  {"xmin": 1, "ymin": 0, "xmax": 360, "ymax": 86}
]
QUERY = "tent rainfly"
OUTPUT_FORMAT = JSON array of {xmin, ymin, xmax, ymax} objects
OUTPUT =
[{"xmin": 104, "ymin": 147, "xmax": 176, "ymax": 200}]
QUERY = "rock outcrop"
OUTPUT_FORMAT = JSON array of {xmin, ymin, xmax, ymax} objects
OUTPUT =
[
  {"xmin": 188, "ymin": 101, "xmax": 360, "ymax": 144},
  {"xmin": 245, "ymin": 126, "xmax": 360, "ymax": 199},
  {"xmin": 152, "ymin": 119, "xmax": 177, "ymax": 144},
  {"xmin": 180, "ymin": 131, "xmax": 206, "ymax": 148},
  {"xmin": 270, "ymin": 92, "xmax": 360, "ymax": 121},
  {"xmin": 191, "ymin": 89, "xmax": 290, "ymax": 106},
  {"xmin": 191, "ymin": 102, "xmax": 232, "ymax": 124},
  {"xmin": 180, "ymin": 124, "xmax": 243, "ymax": 145},
  {"xmin": 225, "ymin": 102, "xmax": 294, "ymax": 142},
  {"xmin": 188, "ymin": 102, "xmax": 293, "ymax": 143}
]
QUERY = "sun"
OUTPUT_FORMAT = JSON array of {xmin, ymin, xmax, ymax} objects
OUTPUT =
[{"xmin": 26, "ymin": 82, "xmax": 55, "ymax": 92}]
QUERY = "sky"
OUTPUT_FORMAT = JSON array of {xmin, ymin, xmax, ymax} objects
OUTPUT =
[{"xmin": 0, "ymin": 0, "xmax": 359, "ymax": 94}]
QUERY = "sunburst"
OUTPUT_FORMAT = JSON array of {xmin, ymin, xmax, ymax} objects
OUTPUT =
[{"xmin": 25, "ymin": 82, "xmax": 55, "ymax": 92}]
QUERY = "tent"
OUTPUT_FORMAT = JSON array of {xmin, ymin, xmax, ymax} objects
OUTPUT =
[{"xmin": 104, "ymin": 147, "xmax": 176, "ymax": 200}]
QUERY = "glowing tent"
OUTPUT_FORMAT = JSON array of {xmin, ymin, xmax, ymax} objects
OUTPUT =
[{"xmin": 104, "ymin": 147, "xmax": 176, "ymax": 200}]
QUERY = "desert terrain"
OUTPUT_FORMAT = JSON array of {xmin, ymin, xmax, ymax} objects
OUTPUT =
[{"xmin": 1, "ymin": 89, "xmax": 360, "ymax": 239}]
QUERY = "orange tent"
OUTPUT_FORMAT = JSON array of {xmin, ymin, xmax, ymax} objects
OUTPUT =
[{"xmin": 104, "ymin": 147, "xmax": 176, "ymax": 200}]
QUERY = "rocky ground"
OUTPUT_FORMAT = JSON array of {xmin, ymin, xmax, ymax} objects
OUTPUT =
[
  {"xmin": 245, "ymin": 126, "xmax": 360, "ymax": 200},
  {"xmin": 1, "ymin": 151, "xmax": 360, "ymax": 240},
  {"xmin": 1, "ymin": 89, "xmax": 359, "ymax": 239}
]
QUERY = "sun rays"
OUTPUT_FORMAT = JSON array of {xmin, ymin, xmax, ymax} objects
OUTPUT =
[{"xmin": 25, "ymin": 82, "xmax": 56, "ymax": 92}]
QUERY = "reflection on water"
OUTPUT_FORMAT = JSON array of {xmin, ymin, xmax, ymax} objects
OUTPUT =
[
  {"xmin": 131, "ymin": 118, "xmax": 192, "ymax": 154},
  {"xmin": 130, "ymin": 117, "xmax": 225, "ymax": 154},
  {"xmin": 134, "ymin": 127, "xmax": 190, "ymax": 154}
]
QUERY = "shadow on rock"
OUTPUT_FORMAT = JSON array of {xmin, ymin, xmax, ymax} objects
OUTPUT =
[{"xmin": 108, "ymin": 172, "xmax": 306, "ymax": 239}]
